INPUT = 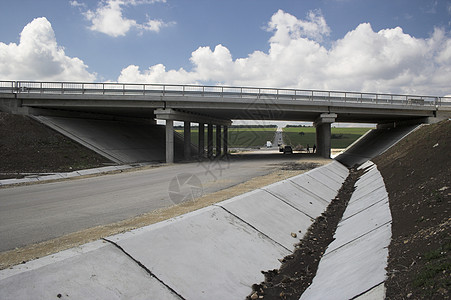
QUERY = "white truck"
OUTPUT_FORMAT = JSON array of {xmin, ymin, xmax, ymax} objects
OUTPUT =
[{"xmin": 266, "ymin": 141, "xmax": 272, "ymax": 148}]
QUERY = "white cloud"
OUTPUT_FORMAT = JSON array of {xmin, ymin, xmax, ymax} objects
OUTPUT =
[
  {"xmin": 118, "ymin": 9, "xmax": 451, "ymax": 96},
  {"xmin": 70, "ymin": 0, "xmax": 86, "ymax": 8},
  {"xmin": 0, "ymin": 17, "xmax": 96, "ymax": 81},
  {"xmin": 267, "ymin": 9, "xmax": 330, "ymax": 44},
  {"xmin": 82, "ymin": 0, "xmax": 173, "ymax": 37}
]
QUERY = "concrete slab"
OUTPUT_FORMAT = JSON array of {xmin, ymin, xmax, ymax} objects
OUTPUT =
[
  {"xmin": 315, "ymin": 165, "xmax": 346, "ymax": 182},
  {"xmin": 305, "ymin": 172, "xmax": 343, "ymax": 193},
  {"xmin": 314, "ymin": 161, "xmax": 349, "ymax": 177},
  {"xmin": 343, "ymin": 189, "xmax": 388, "ymax": 220},
  {"xmin": 355, "ymin": 168, "xmax": 383, "ymax": 186},
  {"xmin": 107, "ymin": 206, "xmax": 289, "ymax": 300},
  {"xmin": 330, "ymin": 160, "xmax": 350, "ymax": 175},
  {"xmin": 216, "ymin": 189, "xmax": 313, "ymax": 250},
  {"xmin": 36, "ymin": 174, "xmax": 65, "ymax": 181},
  {"xmin": 327, "ymin": 199, "xmax": 391, "ymax": 253},
  {"xmin": 300, "ymin": 224, "xmax": 391, "ymax": 300},
  {"xmin": 289, "ymin": 175, "xmax": 337, "ymax": 203},
  {"xmin": 0, "ymin": 240, "xmax": 180, "ymax": 300},
  {"xmin": 358, "ymin": 160, "xmax": 376, "ymax": 171},
  {"xmin": 263, "ymin": 180, "xmax": 329, "ymax": 219},
  {"xmin": 351, "ymin": 175, "xmax": 386, "ymax": 201},
  {"xmin": 354, "ymin": 283, "xmax": 386, "ymax": 300}
]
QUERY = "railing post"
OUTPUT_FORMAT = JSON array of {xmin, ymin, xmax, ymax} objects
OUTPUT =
[{"xmin": 102, "ymin": 83, "xmax": 105, "ymax": 95}]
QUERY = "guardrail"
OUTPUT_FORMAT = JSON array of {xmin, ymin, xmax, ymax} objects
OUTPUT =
[{"xmin": 1, "ymin": 80, "xmax": 450, "ymax": 107}]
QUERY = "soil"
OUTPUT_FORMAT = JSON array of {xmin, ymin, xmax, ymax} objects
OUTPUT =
[
  {"xmin": 247, "ymin": 120, "xmax": 450, "ymax": 299},
  {"xmin": 374, "ymin": 120, "xmax": 450, "ymax": 299},
  {"xmin": 0, "ymin": 112, "xmax": 110, "ymax": 179}
]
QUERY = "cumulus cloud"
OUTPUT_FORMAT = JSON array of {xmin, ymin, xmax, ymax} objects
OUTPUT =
[
  {"xmin": 82, "ymin": 0, "xmax": 174, "ymax": 37},
  {"xmin": 118, "ymin": 9, "xmax": 451, "ymax": 96},
  {"xmin": 0, "ymin": 17, "xmax": 96, "ymax": 81}
]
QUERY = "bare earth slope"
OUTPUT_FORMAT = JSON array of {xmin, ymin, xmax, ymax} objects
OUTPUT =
[
  {"xmin": 374, "ymin": 120, "xmax": 450, "ymax": 299},
  {"xmin": 0, "ymin": 112, "xmax": 110, "ymax": 178}
]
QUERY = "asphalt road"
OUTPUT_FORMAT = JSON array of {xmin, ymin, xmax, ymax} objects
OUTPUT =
[{"xmin": 0, "ymin": 153, "xmax": 308, "ymax": 252}]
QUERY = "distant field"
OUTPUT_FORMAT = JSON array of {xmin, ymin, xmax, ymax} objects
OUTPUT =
[
  {"xmin": 175, "ymin": 126, "xmax": 371, "ymax": 149},
  {"xmin": 284, "ymin": 127, "xmax": 372, "ymax": 149},
  {"xmin": 176, "ymin": 127, "xmax": 276, "ymax": 148}
]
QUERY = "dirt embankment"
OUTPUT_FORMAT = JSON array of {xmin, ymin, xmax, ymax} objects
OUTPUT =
[
  {"xmin": 374, "ymin": 120, "xmax": 450, "ymax": 299},
  {"xmin": 0, "ymin": 112, "xmax": 110, "ymax": 179}
]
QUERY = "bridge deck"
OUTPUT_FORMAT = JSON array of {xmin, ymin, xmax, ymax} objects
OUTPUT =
[{"xmin": 1, "ymin": 81, "xmax": 450, "ymax": 123}]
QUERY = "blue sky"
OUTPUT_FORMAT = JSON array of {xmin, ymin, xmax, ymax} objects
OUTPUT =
[{"xmin": 0, "ymin": 0, "xmax": 450, "ymax": 96}]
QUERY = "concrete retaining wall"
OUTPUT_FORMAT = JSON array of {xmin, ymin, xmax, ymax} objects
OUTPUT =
[{"xmin": 0, "ymin": 161, "xmax": 348, "ymax": 300}]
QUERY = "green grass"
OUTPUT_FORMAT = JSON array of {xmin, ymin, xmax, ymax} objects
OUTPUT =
[
  {"xmin": 412, "ymin": 241, "xmax": 451, "ymax": 297},
  {"xmin": 283, "ymin": 127, "xmax": 372, "ymax": 149}
]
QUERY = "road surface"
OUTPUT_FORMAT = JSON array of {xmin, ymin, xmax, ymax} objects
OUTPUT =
[{"xmin": 0, "ymin": 153, "xmax": 316, "ymax": 252}]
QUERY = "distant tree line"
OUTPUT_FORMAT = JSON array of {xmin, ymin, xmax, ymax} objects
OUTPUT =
[
  {"xmin": 286, "ymin": 125, "xmax": 312, "ymax": 128},
  {"xmin": 174, "ymin": 124, "xmax": 277, "ymax": 129}
]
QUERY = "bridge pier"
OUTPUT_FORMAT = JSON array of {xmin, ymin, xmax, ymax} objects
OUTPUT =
[
  {"xmin": 216, "ymin": 125, "xmax": 222, "ymax": 157},
  {"xmin": 208, "ymin": 124, "xmax": 214, "ymax": 158},
  {"xmin": 314, "ymin": 113, "xmax": 337, "ymax": 158},
  {"xmin": 165, "ymin": 120, "xmax": 174, "ymax": 163},
  {"xmin": 198, "ymin": 123, "xmax": 205, "ymax": 157},
  {"xmin": 223, "ymin": 125, "xmax": 228, "ymax": 156},
  {"xmin": 155, "ymin": 108, "xmax": 231, "ymax": 164},
  {"xmin": 184, "ymin": 121, "xmax": 191, "ymax": 160}
]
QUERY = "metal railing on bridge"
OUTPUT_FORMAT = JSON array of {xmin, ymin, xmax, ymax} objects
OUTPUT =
[{"xmin": 1, "ymin": 80, "xmax": 450, "ymax": 107}]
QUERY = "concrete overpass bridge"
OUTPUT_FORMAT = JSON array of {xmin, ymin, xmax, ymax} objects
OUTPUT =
[{"xmin": 1, "ymin": 81, "xmax": 450, "ymax": 163}]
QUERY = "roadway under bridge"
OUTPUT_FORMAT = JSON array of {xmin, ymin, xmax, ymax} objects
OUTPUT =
[{"xmin": 1, "ymin": 81, "xmax": 450, "ymax": 163}]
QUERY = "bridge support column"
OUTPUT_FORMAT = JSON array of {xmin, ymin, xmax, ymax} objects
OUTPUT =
[
  {"xmin": 216, "ymin": 125, "xmax": 222, "ymax": 157},
  {"xmin": 314, "ymin": 113, "xmax": 337, "ymax": 158},
  {"xmin": 165, "ymin": 120, "xmax": 174, "ymax": 163},
  {"xmin": 207, "ymin": 123, "xmax": 214, "ymax": 159},
  {"xmin": 198, "ymin": 123, "xmax": 205, "ymax": 157},
  {"xmin": 154, "ymin": 108, "xmax": 231, "ymax": 163},
  {"xmin": 223, "ymin": 125, "xmax": 228, "ymax": 156},
  {"xmin": 184, "ymin": 121, "xmax": 191, "ymax": 160}
]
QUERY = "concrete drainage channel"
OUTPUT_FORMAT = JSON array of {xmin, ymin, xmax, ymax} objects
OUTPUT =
[{"xmin": 0, "ymin": 160, "xmax": 391, "ymax": 299}]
